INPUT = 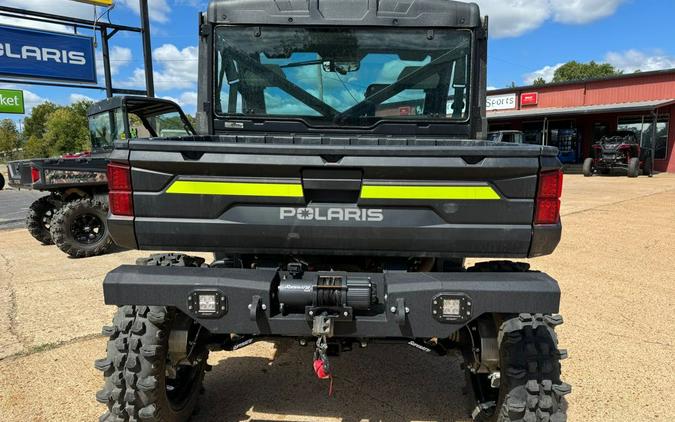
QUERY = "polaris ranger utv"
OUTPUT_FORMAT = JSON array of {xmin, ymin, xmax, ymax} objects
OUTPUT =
[
  {"xmin": 95, "ymin": 1, "xmax": 570, "ymax": 421},
  {"xmin": 5, "ymin": 96, "xmax": 194, "ymax": 257}
]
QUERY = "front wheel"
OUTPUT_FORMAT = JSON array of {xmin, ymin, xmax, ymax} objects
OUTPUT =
[
  {"xmin": 627, "ymin": 157, "xmax": 640, "ymax": 178},
  {"xmin": 50, "ymin": 198, "xmax": 113, "ymax": 258},
  {"xmin": 582, "ymin": 158, "xmax": 594, "ymax": 177},
  {"xmin": 643, "ymin": 157, "xmax": 654, "ymax": 177},
  {"xmin": 466, "ymin": 314, "xmax": 570, "ymax": 422},
  {"xmin": 96, "ymin": 306, "xmax": 208, "ymax": 422}
]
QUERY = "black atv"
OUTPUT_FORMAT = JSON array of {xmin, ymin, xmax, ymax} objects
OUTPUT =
[{"xmin": 583, "ymin": 131, "xmax": 653, "ymax": 178}]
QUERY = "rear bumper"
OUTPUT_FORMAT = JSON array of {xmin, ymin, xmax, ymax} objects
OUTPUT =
[{"xmin": 103, "ymin": 266, "xmax": 560, "ymax": 338}]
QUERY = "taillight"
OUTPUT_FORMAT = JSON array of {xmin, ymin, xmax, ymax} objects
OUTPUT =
[
  {"xmin": 534, "ymin": 169, "xmax": 563, "ymax": 225},
  {"xmin": 107, "ymin": 163, "xmax": 133, "ymax": 216},
  {"xmin": 31, "ymin": 167, "xmax": 40, "ymax": 183}
]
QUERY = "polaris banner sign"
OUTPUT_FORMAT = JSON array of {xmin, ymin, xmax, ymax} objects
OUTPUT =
[{"xmin": 0, "ymin": 25, "xmax": 97, "ymax": 84}]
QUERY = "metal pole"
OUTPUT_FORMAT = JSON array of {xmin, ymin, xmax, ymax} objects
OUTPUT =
[
  {"xmin": 101, "ymin": 29, "xmax": 114, "ymax": 98},
  {"xmin": 140, "ymin": 0, "xmax": 155, "ymax": 97}
]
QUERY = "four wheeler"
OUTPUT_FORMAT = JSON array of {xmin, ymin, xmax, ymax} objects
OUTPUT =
[
  {"xmin": 583, "ymin": 131, "xmax": 653, "ymax": 178},
  {"xmin": 6, "ymin": 97, "xmax": 195, "ymax": 257},
  {"xmin": 95, "ymin": 1, "xmax": 570, "ymax": 421}
]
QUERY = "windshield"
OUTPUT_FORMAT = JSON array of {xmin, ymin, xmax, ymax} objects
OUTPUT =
[{"xmin": 215, "ymin": 27, "xmax": 472, "ymax": 127}]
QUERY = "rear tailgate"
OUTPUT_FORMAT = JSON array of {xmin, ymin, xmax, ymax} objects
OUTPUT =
[{"xmin": 110, "ymin": 137, "xmax": 561, "ymax": 258}]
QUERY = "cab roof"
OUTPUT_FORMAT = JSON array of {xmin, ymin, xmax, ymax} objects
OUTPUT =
[{"xmin": 207, "ymin": 0, "xmax": 481, "ymax": 28}]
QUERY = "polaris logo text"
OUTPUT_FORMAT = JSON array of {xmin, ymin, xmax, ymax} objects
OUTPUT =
[
  {"xmin": 0, "ymin": 43, "xmax": 87, "ymax": 65},
  {"xmin": 280, "ymin": 208, "xmax": 384, "ymax": 222}
]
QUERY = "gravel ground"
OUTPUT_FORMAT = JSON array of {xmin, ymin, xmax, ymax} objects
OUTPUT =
[{"xmin": 1, "ymin": 174, "xmax": 674, "ymax": 421}]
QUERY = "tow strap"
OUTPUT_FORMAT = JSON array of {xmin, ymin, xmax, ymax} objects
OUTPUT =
[{"xmin": 313, "ymin": 335, "xmax": 334, "ymax": 396}]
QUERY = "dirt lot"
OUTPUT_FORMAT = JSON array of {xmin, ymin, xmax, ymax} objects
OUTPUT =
[{"xmin": 1, "ymin": 174, "xmax": 674, "ymax": 421}]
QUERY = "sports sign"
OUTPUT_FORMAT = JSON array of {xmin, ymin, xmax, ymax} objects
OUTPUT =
[
  {"xmin": 486, "ymin": 93, "xmax": 517, "ymax": 111},
  {"xmin": 0, "ymin": 89, "xmax": 24, "ymax": 114},
  {"xmin": 0, "ymin": 24, "xmax": 97, "ymax": 84}
]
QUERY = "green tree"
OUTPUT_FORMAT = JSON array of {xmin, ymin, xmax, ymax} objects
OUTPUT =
[
  {"xmin": 23, "ymin": 102, "xmax": 58, "ymax": 140},
  {"xmin": 23, "ymin": 135, "xmax": 51, "ymax": 159},
  {"xmin": 552, "ymin": 61, "xmax": 622, "ymax": 83},
  {"xmin": 0, "ymin": 119, "xmax": 21, "ymax": 159},
  {"xmin": 532, "ymin": 77, "xmax": 547, "ymax": 86},
  {"xmin": 43, "ymin": 107, "xmax": 91, "ymax": 155}
]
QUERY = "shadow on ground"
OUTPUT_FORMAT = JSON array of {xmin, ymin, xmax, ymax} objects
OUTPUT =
[{"xmin": 196, "ymin": 340, "xmax": 473, "ymax": 422}]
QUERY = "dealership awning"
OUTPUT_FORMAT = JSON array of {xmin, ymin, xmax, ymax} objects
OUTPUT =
[{"xmin": 487, "ymin": 99, "xmax": 675, "ymax": 120}]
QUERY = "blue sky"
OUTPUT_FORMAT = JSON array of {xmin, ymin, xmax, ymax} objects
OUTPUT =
[{"xmin": 2, "ymin": 0, "xmax": 675, "ymax": 126}]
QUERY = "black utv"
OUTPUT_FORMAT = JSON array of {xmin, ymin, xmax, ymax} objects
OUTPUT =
[
  {"xmin": 5, "ymin": 97, "xmax": 194, "ymax": 257},
  {"xmin": 94, "ymin": 1, "xmax": 570, "ymax": 421},
  {"xmin": 583, "ymin": 131, "xmax": 653, "ymax": 178}
]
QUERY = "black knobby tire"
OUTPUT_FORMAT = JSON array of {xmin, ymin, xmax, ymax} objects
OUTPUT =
[
  {"xmin": 582, "ymin": 158, "xmax": 594, "ymax": 177},
  {"xmin": 26, "ymin": 195, "xmax": 62, "ymax": 245},
  {"xmin": 0, "ymin": 173, "xmax": 5, "ymax": 190},
  {"xmin": 50, "ymin": 198, "xmax": 113, "ymax": 258},
  {"xmin": 470, "ymin": 314, "xmax": 570, "ymax": 422},
  {"xmin": 627, "ymin": 157, "xmax": 640, "ymax": 178},
  {"xmin": 96, "ymin": 254, "xmax": 209, "ymax": 422},
  {"xmin": 643, "ymin": 157, "xmax": 654, "ymax": 177},
  {"xmin": 96, "ymin": 306, "xmax": 208, "ymax": 422}
]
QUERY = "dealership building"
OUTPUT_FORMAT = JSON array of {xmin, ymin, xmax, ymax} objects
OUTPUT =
[{"xmin": 486, "ymin": 69, "xmax": 675, "ymax": 173}]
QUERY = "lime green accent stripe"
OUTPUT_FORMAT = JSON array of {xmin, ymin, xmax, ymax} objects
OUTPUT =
[
  {"xmin": 361, "ymin": 185, "xmax": 500, "ymax": 200},
  {"xmin": 166, "ymin": 181, "xmax": 304, "ymax": 197}
]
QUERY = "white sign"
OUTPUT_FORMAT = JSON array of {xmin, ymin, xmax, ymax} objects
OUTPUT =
[{"xmin": 486, "ymin": 93, "xmax": 517, "ymax": 111}]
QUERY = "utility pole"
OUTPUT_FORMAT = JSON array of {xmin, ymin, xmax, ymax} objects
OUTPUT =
[{"xmin": 140, "ymin": 0, "xmax": 155, "ymax": 97}]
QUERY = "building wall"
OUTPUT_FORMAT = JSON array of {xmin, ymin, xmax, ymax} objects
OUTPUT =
[
  {"xmin": 497, "ymin": 72, "xmax": 675, "ymax": 111},
  {"xmin": 488, "ymin": 71, "xmax": 675, "ymax": 172}
]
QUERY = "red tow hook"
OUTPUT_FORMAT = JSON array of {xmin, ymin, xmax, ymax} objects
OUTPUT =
[{"xmin": 313, "ymin": 335, "xmax": 334, "ymax": 396}]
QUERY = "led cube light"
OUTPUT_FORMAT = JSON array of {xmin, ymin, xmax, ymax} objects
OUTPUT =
[
  {"xmin": 187, "ymin": 290, "xmax": 227, "ymax": 318},
  {"xmin": 432, "ymin": 293, "xmax": 472, "ymax": 323},
  {"xmin": 198, "ymin": 294, "xmax": 217, "ymax": 313},
  {"xmin": 442, "ymin": 298, "xmax": 461, "ymax": 317}
]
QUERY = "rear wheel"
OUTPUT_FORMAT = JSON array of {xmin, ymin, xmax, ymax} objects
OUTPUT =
[
  {"xmin": 26, "ymin": 195, "xmax": 61, "ymax": 245},
  {"xmin": 50, "ymin": 198, "xmax": 113, "ymax": 258},
  {"xmin": 582, "ymin": 158, "xmax": 594, "ymax": 177},
  {"xmin": 627, "ymin": 157, "xmax": 640, "ymax": 178},
  {"xmin": 96, "ymin": 254, "xmax": 209, "ymax": 422},
  {"xmin": 0, "ymin": 173, "xmax": 5, "ymax": 190},
  {"xmin": 96, "ymin": 306, "xmax": 208, "ymax": 422},
  {"xmin": 465, "ymin": 314, "xmax": 570, "ymax": 422}
]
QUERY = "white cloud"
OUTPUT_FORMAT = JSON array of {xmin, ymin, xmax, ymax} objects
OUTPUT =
[
  {"xmin": 522, "ymin": 50, "xmax": 675, "ymax": 85},
  {"xmin": 69, "ymin": 93, "xmax": 96, "ymax": 104},
  {"xmin": 1, "ymin": 0, "xmax": 94, "ymax": 20},
  {"xmin": 549, "ymin": 0, "xmax": 624, "ymax": 24},
  {"xmin": 118, "ymin": 0, "xmax": 171, "ymax": 23},
  {"xmin": 0, "ymin": 15, "xmax": 72, "ymax": 33},
  {"xmin": 605, "ymin": 50, "xmax": 675, "ymax": 73},
  {"xmin": 161, "ymin": 91, "xmax": 197, "ymax": 108},
  {"xmin": 121, "ymin": 44, "xmax": 198, "ymax": 91},
  {"xmin": 95, "ymin": 46, "xmax": 133, "ymax": 80},
  {"xmin": 477, "ymin": 0, "xmax": 625, "ymax": 38},
  {"xmin": 524, "ymin": 63, "xmax": 565, "ymax": 84}
]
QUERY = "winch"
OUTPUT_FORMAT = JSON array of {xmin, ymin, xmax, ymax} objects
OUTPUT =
[{"xmin": 278, "ymin": 273, "xmax": 378, "ymax": 316}]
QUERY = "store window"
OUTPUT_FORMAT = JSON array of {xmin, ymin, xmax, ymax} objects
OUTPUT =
[{"xmin": 618, "ymin": 116, "xmax": 669, "ymax": 160}]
